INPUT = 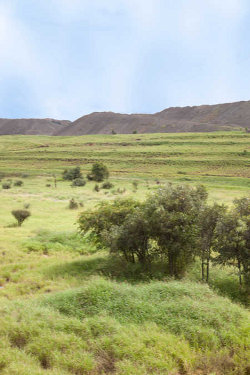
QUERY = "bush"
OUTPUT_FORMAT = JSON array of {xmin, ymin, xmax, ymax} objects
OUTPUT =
[
  {"xmin": 101, "ymin": 181, "xmax": 114, "ymax": 189},
  {"xmin": 87, "ymin": 163, "xmax": 109, "ymax": 182},
  {"xmin": 71, "ymin": 178, "xmax": 86, "ymax": 187},
  {"xmin": 68, "ymin": 199, "xmax": 78, "ymax": 209},
  {"xmin": 11, "ymin": 209, "xmax": 31, "ymax": 226},
  {"xmin": 62, "ymin": 167, "xmax": 82, "ymax": 181},
  {"xmin": 132, "ymin": 181, "xmax": 138, "ymax": 191},
  {"xmin": 14, "ymin": 180, "xmax": 23, "ymax": 186},
  {"xmin": 93, "ymin": 184, "xmax": 100, "ymax": 192},
  {"xmin": 2, "ymin": 182, "xmax": 11, "ymax": 189}
]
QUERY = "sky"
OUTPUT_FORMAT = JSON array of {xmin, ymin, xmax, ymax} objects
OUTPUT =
[{"xmin": 0, "ymin": 0, "xmax": 249, "ymax": 120}]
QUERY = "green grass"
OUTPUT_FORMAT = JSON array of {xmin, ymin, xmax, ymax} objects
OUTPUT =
[
  {"xmin": 0, "ymin": 279, "xmax": 249, "ymax": 375},
  {"xmin": 0, "ymin": 131, "xmax": 249, "ymax": 374}
]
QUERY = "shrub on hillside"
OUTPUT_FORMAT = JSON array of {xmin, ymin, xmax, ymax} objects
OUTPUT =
[
  {"xmin": 87, "ymin": 163, "xmax": 109, "ymax": 182},
  {"xmin": 2, "ymin": 182, "xmax": 11, "ymax": 189},
  {"xmin": 14, "ymin": 180, "xmax": 23, "ymax": 186},
  {"xmin": 62, "ymin": 166, "xmax": 82, "ymax": 181},
  {"xmin": 101, "ymin": 181, "xmax": 113, "ymax": 189},
  {"xmin": 68, "ymin": 198, "xmax": 78, "ymax": 209},
  {"xmin": 71, "ymin": 178, "xmax": 86, "ymax": 187},
  {"xmin": 11, "ymin": 209, "xmax": 31, "ymax": 227}
]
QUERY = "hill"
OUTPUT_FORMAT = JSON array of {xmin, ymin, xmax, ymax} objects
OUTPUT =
[
  {"xmin": 55, "ymin": 100, "xmax": 250, "ymax": 135},
  {"xmin": 0, "ymin": 118, "xmax": 71, "ymax": 135},
  {"xmin": 1, "ymin": 100, "xmax": 250, "ymax": 135}
]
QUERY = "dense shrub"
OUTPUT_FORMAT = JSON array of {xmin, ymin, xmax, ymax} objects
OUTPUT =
[
  {"xmin": 11, "ymin": 209, "xmax": 31, "ymax": 226},
  {"xmin": 62, "ymin": 167, "xmax": 82, "ymax": 181},
  {"xmin": 101, "ymin": 181, "xmax": 113, "ymax": 189},
  {"xmin": 71, "ymin": 178, "xmax": 86, "ymax": 187},
  {"xmin": 14, "ymin": 180, "xmax": 23, "ymax": 186},
  {"xmin": 2, "ymin": 182, "xmax": 11, "ymax": 189},
  {"xmin": 87, "ymin": 163, "xmax": 109, "ymax": 182},
  {"xmin": 68, "ymin": 198, "xmax": 78, "ymax": 209}
]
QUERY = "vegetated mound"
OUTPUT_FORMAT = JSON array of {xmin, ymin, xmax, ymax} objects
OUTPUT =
[
  {"xmin": 0, "ymin": 279, "xmax": 249, "ymax": 374},
  {"xmin": 55, "ymin": 100, "xmax": 250, "ymax": 135},
  {"xmin": 0, "ymin": 118, "xmax": 71, "ymax": 135}
]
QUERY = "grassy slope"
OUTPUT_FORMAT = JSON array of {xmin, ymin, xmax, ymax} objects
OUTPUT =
[{"xmin": 0, "ymin": 132, "xmax": 249, "ymax": 374}]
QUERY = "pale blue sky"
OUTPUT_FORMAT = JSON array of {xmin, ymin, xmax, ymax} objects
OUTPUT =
[{"xmin": 0, "ymin": 0, "xmax": 249, "ymax": 120}]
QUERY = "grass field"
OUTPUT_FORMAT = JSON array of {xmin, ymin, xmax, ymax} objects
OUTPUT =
[{"xmin": 0, "ymin": 131, "xmax": 249, "ymax": 374}]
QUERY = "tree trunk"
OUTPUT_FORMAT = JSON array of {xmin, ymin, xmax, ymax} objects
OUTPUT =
[
  {"xmin": 201, "ymin": 250, "xmax": 205, "ymax": 282},
  {"xmin": 206, "ymin": 258, "xmax": 209, "ymax": 283},
  {"xmin": 238, "ymin": 260, "xmax": 242, "ymax": 286}
]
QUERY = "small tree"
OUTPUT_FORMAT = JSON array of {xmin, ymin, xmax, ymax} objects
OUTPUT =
[
  {"xmin": 12, "ymin": 209, "xmax": 31, "ymax": 226},
  {"xmin": 215, "ymin": 212, "xmax": 249, "ymax": 286},
  {"xmin": 87, "ymin": 163, "xmax": 109, "ymax": 182},
  {"xmin": 78, "ymin": 198, "xmax": 140, "ymax": 246}
]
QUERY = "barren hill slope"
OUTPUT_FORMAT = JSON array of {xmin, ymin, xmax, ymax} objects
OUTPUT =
[
  {"xmin": 1, "ymin": 100, "xmax": 250, "ymax": 136},
  {"xmin": 55, "ymin": 100, "xmax": 250, "ymax": 135},
  {"xmin": 0, "ymin": 118, "xmax": 71, "ymax": 135}
]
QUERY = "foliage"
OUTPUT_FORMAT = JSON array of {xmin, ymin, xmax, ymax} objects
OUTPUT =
[
  {"xmin": 62, "ymin": 166, "xmax": 82, "ymax": 181},
  {"xmin": 79, "ymin": 185, "xmax": 208, "ymax": 278},
  {"xmin": 13, "ymin": 180, "xmax": 23, "ymax": 186},
  {"xmin": 2, "ymin": 182, "xmax": 11, "ymax": 189},
  {"xmin": 215, "ymin": 208, "xmax": 250, "ymax": 288},
  {"xmin": 71, "ymin": 177, "xmax": 86, "ymax": 187},
  {"xmin": 101, "ymin": 181, "xmax": 114, "ymax": 189},
  {"xmin": 11, "ymin": 209, "xmax": 31, "ymax": 226},
  {"xmin": 87, "ymin": 162, "xmax": 109, "ymax": 182},
  {"xmin": 68, "ymin": 198, "xmax": 78, "ymax": 209}
]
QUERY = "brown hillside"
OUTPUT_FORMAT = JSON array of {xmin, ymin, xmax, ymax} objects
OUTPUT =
[
  {"xmin": 55, "ymin": 100, "xmax": 250, "ymax": 135},
  {"xmin": 0, "ymin": 118, "xmax": 71, "ymax": 135},
  {"xmin": 1, "ymin": 100, "xmax": 250, "ymax": 136}
]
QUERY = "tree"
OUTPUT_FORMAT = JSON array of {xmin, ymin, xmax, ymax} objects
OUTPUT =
[
  {"xmin": 199, "ymin": 203, "xmax": 226, "ymax": 282},
  {"xmin": 87, "ymin": 163, "xmax": 109, "ymax": 182},
  {"xmin": 145, "ymin": 184, "xmax": 208, "ymax": 278},
  {"xmin": 215, "ymin": 212, "xmax": 249, "ymax": 286},
  {"xmin": 78, "ymin": 198, "xmax": 140, "ymax": 247},
  {"xmin": 12, "ymin": 209, "xmax": 31, "ymax": 227},
  {"xmin": 106, "ymin": 208, "xmax": 152, "ymax": 265}
]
